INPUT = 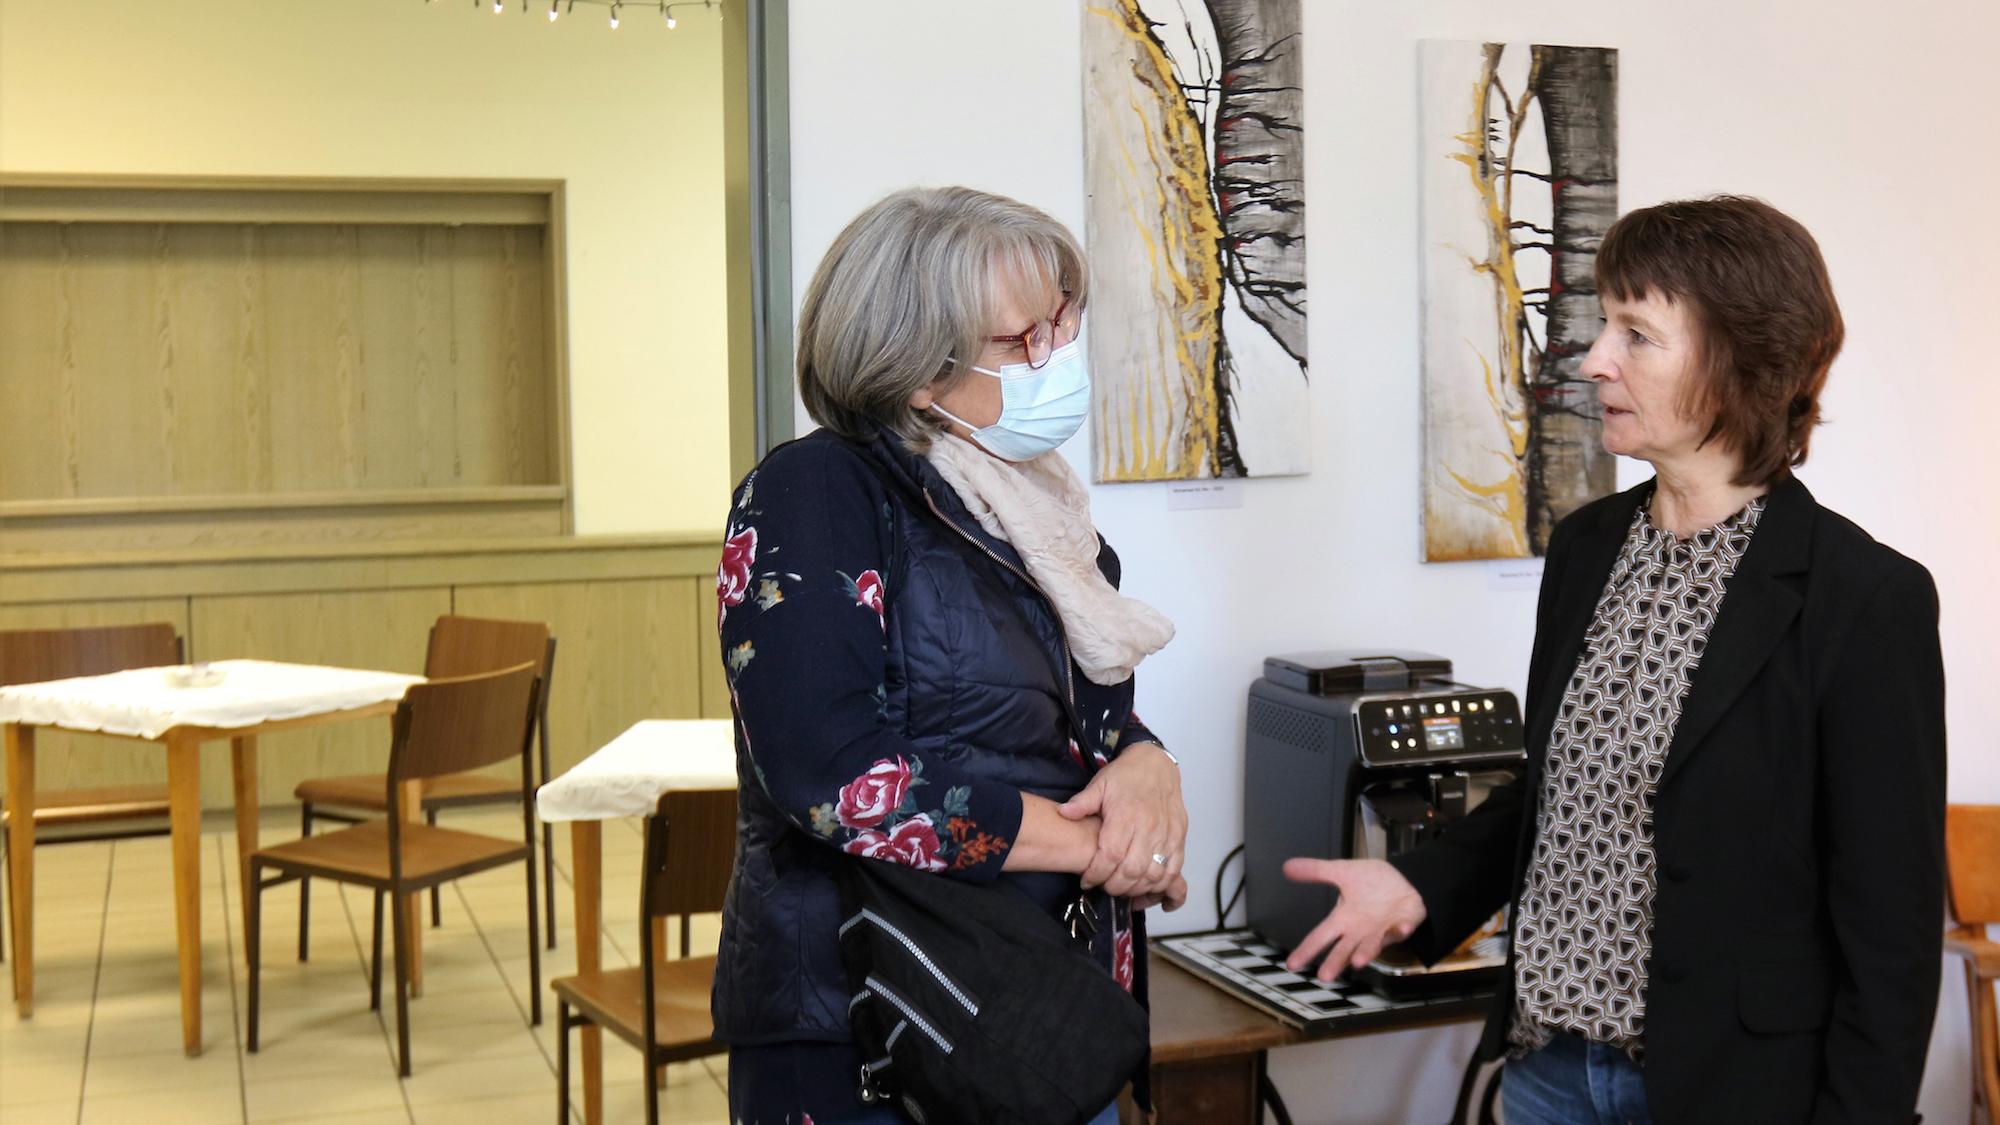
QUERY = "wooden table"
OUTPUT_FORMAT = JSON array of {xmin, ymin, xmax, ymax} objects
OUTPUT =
[
  {"xmin": 3, "ymin": 659, "xmax": 420, "ymax": 1055},
  {"xmin": 536, "ymin": 718, "xmax": 736, "ymax": 1125},
  {"xmin": 1133, "ymin": 958, "xmax": 1491, "ymax": 1124}
]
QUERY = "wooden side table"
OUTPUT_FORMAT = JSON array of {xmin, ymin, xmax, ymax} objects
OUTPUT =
[{"xmin": 1129, "ymin": 956, "xmax": 1491, "ymax": 1124}]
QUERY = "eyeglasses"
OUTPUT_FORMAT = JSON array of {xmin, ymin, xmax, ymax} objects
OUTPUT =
[{"xmin": 987, "ymin": 292, "xmax": 1081, "ymax": 371}]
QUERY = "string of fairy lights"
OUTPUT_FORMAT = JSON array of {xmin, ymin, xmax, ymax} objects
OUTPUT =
[{"xmin": 430, "ymin": 0, "xmax": 719, "ymax": 30}]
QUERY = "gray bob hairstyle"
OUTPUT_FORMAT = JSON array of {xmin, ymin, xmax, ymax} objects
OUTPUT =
[{"xmin": 797, "ymin": 186, "xmax": 1089, "ymax": 446}]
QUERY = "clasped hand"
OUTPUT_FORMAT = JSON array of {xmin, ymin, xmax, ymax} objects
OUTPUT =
[{"xmin": 1058, "ymin": 742, "xmax": 1188, "ymax": 911}]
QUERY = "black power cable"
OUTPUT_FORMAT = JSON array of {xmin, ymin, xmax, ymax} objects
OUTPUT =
[
  {"xmin": 1259, "ymin": 1070, "xmax": 1296, "ymax": 1125},
  {"xmin": 1214, "ymin": 842, "xmax": 1246, "ymax": 926}
]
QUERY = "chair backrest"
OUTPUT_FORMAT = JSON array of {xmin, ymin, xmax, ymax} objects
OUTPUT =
[
  {"xmin": 387, "ymin": 663, "xmax": 541, "ymax": 790},
  {"xmin": 643, "ymin": 788, "xmax": 739, "ymax": 921},
  {"xmin": 425, "ymin": 615, "xmax": 553, "ymax": 683},
  {"xmin": 0, "ymin": 623, "xmax": 183, "ymax": 687},
  {"xmin": 1948, "ymin": 804, "xmax": 2000, "ymax": 926}
]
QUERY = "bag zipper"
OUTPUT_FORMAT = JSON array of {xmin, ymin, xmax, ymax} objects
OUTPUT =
[
  {"xmin": 841, "ymin": 908, "xmax": 979, "ymax": 1016},
  {"xmin": 863, "ymin": 974, "xmax": 955, "ymax": 1054}
]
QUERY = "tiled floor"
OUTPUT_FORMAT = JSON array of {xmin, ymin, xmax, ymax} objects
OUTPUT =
[{"xmin": 1, "ymin": 810, "xmax": 731, "ymax": 1124}]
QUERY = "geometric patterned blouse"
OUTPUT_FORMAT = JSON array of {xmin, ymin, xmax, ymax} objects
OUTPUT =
[{"xmin": 1508, "ymin": 496, "xmax": 1765, "ymax": 1058}]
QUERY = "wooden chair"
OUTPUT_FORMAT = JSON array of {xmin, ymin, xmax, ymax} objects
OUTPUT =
[
  {"xmin": 1947, "ymin": 804, "xmax": 2000, "ymax": 1124},
  {"xmin": 1, "ymin": 623, "xmax": 183, "ymax": 964},
  {"xmin": 293, "ymin": 615, "xmax": 558, "ymax": 956},
  {"xmin": 554, "ymin": 787, "xmax": 735, "ymax": 1125},
  {"xmin": 246, "ymin": 662, "xmax": 545, "ymax": 1077}
]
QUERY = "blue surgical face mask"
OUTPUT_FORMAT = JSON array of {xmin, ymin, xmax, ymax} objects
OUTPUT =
[{"xmin": 931, "ymin": 338, "xmax": 1092, "ymax": 462}]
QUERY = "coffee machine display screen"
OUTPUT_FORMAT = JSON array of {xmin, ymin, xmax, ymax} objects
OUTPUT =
[{"xmin": 1422, "ymin": 716, "xmax": 1465, "ymax": 751}]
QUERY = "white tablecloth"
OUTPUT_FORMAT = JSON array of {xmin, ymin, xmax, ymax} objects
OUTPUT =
[
  {"xmin": 536, "ymin": 719, "xmax": 736, "ymax": 822},
  {"xmin": 0, "ymin": 659, "xmax": 423, "ymax": 740}
]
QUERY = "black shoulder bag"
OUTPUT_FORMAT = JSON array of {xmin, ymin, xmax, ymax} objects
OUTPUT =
[{"xmin": 835, "ymin": 855, "xmax": 1148, "ymax": 1125}]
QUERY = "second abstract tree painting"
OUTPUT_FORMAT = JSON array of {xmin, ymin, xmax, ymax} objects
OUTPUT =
[{"xmin": 1420, "ymin": 40, "xmax": 1619, "ymax": 560}]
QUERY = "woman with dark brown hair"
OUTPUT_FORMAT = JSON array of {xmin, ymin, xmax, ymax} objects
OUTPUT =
[{"xmin": 1285, "ymin": 196, "xmax": 1945, "ymax": 1124}]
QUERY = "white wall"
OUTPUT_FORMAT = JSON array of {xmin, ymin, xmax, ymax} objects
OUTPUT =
[{"xmin": 789, "ymin": 1, "xmax": 2000, "ymax": 1121}]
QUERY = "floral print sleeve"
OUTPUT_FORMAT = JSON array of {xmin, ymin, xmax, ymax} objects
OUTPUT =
[
  {"xmin": 716, "ymin": 441, "xmax": 1022, "ymax": 882},
  {"xmin": 1117, "ymin": 710, "xmax": 1166, "ymax": 759}
]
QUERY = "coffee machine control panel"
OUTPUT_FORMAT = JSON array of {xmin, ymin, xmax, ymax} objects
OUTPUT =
[{"xmin": 1353, "ymin": 688, "xmax": 1523, "ymax": 766}]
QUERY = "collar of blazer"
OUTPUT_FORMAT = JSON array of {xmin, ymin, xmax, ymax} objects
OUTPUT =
[{"xmin": 1532, "ymin": 473, "xmax": 1816, "ymax": 791}]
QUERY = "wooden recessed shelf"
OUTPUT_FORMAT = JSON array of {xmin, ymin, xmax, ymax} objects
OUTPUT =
[{"xmin": 0, "ymin": 174, "xmax": 573, "ymax": 553}]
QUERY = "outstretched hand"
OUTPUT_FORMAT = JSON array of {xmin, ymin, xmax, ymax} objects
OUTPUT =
[{"xmin": 1281, "ymin": 857, "xmax": 1427, "ymax": 983}]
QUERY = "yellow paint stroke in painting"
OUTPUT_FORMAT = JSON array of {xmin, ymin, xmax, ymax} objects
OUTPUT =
[
  {"xmin": 1437, "ymin": 45, "xmax": 1543, "ymax": 556},
  {"xmin": 1088, "ymin": 0, "xmax": 1225, "ymax": 481}
]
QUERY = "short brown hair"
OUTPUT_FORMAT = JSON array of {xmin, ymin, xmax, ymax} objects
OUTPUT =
[{"xmin": 1596, "ymin": 196, "xmax": 1844, "ymax": 487}]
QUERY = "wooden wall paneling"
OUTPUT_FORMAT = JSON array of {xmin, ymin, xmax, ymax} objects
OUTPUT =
[
  {"xmin": 449, "ymin": 227, "xmax": 504, "ymax": 487},
  {"xmin": 2, "ymin": 533, "xmax": 720, "ymax": 605},
  {"xmin": 260, "ymin": 224, "xmax": 356, "ymax": 492},
  {"xmin": 447, "ymin": 226, "xmax": 552, "ymax": 487},
  {"xmin": 237, "ymin": 225, "xmax": 275, "ymax": 492},
  {"xmin": 0, "ymin": 598, "xmax": 191, "ymax": 801},
  {"xmin": 451, "ymin": 577, "xmax": 704, "ymax": 777},
  {"xmin": 356, "ymin": 225, "xmax": 427, "ymax": 489},
  {"xmin": 505, "ymin": 226, "xmax": 551, "ymax": 485},
  {"xmin": 696, "ymin": 583, "xmax": 730, "ymax": 719},
  {"xmin": 0, "ymin": 490, "xmax": 566, "ymax": 555},
  {"xmin": 2, "ymin": 180, "xmax": 565, "ymax": 557},
  {"xmin": 0, "ymin": 223, "xmax": 67, "ymax": 501},
  {"xmin": 66, "ymin": 224, "xmax": 158, "ymax": 499},
  {"xmin": 188, "ymin": 587, "xmax": 449, "ymax": 806},
  {"xmin": 0, "ymin": 181, "xmax": 554, "ymax": 227},
  {"xmin": 543, "ymin": 184, "xmax": 574, "ymax": 532},
  {"xmin": 160, "ymin": 223, "xmax": 265, "ymax": 496},
  {"xmin": 416, "ymin": 226, "xmax": 461, "ymax": 488}
]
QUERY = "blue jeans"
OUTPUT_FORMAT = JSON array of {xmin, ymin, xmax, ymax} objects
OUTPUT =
[{"xmin": 1503, "ymin": 1033, "xmax": 1653, "ymax": 1125}]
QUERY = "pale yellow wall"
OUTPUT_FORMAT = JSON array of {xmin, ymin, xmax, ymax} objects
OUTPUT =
[{"xmin": 0, "ymin": 0, "xmax": 729, "ymax": 535}]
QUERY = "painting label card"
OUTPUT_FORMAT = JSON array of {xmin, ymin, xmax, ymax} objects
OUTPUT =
[{"xmin": 1166, "ymin": 479, "xmax": 1245, "ymax": 510}]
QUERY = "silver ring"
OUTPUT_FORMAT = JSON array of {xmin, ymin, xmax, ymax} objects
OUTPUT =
[{"xmin": 1151, "ymin": 853, "xmax": 1168, "ymax": 867}]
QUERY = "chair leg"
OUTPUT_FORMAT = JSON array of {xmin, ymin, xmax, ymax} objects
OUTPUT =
[
  {"xmin": 1, "ymin": 823, "xmax": 8, "ymax": 965},
  {"xmin": 391, "ymin": 881, "xmax": 413, "ymax": 1077},
  {"xmin": 246, "ymin": 861, "xmax": 264, "ymax": 1052},
  {"xmin": 427, "ymin": 809, "xmax": 442, "ymax": 928},
  {"xmin": 644, "ymin": 1049, "xmax": 660, "ymax": 1125},
  {"xmin": 526, "ymin": 843, "xmax": 543, "ymax": 1027},
  {"xmin": 369, "ymin": 890, "xmax": 385, "ymax": 1012},
  {"xmin": 556, "ymin": 1001, "xmax": 571, "ymax": 1125},
  {"xmin": 543, "ymin": 820, "xmax": 557, "ymax": 951},
  {"xmin": 297, "ymin": 802, "xmax": 312, "ymax": 962},
  {"xmin": 1972, "ymin": 962, "xmax": 2000, "ymax": 1125}
]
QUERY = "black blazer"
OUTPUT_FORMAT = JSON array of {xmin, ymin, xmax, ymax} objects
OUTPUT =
[{"xmin": 1390, "ymin": 475, "xmax": 1946, "ymax": 1124}]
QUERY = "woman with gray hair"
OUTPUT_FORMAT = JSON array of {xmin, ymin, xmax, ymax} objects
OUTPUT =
[{"xmin": 713, "ymin": 186, "xmax": 1187, "ymax": 1122}]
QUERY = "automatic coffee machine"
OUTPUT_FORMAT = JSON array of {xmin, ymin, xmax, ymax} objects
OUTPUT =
[{"xmin": 1244, "ymin": 650, "xmax": 1526, "ymax": 998}]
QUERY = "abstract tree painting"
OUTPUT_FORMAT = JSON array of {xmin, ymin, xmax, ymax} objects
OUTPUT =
[
  {"xmin": 1083, "ymin": 0, "xmax": 1308, "ymax": 482},
  {"xmin": 1420, "ymin": 41, "xmax": 1619, "ymax": 560}
]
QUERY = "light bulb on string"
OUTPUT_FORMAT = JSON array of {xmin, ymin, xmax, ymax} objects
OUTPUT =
[
  {"xmin": 609, "ymin": 2, "xmax": 620, "ymax": 27},
  {"xmin": 548, "ymin": 0, "xmax": 559, "ymax": 19}
]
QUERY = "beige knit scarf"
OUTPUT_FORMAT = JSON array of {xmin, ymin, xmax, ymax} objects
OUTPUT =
[{"xmin": 924, "ymin": 433, "xmax": 1174, "ymax": 685}]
